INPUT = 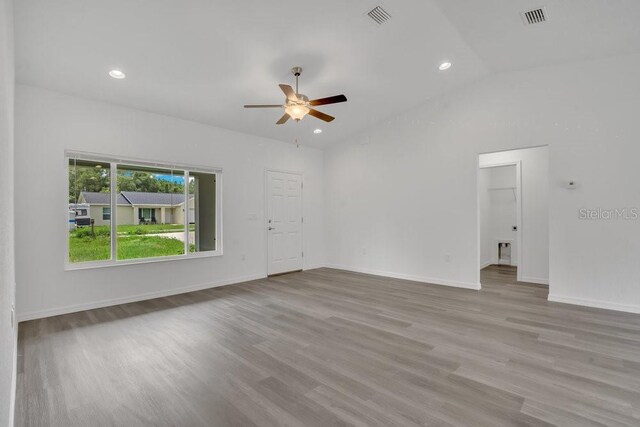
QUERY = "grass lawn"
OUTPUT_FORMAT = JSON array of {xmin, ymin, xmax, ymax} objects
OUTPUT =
[
  {"xmin": 69, "ymin": 226, "xmax": 196, "ymax": 263},
  {"xmin": 116, "ymin": 224, "xmax": 194, "ymax": 235},
  {"xmin": 69, "ymin": 235, "xmax": 111, "ymax": 262},
  {"xmin": 116, "ymin": 235, "xmax": 185, "ymax": 259},
  {"xmin": 76, "ymin": 223, "xmax": 194, "ymax": 236}
]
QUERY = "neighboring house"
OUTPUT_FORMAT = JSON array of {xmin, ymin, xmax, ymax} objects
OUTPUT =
[{"xmin": 78, "ymin": 191, "xmax": 195, "ymax": 226}]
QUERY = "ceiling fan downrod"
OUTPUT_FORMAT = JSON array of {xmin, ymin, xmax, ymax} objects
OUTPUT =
[{"xmin": 291, "ymin": 66, "xmax": 302, "ymax": 94}]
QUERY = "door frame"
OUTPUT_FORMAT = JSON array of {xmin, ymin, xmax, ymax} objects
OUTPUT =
[
  {"xmin": 477, "ymin": 160, "xmax": 523, "ymax": 284},
  {"xmin": 264, "ymin": 168, "xmax": 304, "ymax": 276}
]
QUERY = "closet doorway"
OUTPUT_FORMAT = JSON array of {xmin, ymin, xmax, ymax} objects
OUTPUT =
[{"xmin": 478, "ymin": 146, "xmax": 549, "ymax": 286}]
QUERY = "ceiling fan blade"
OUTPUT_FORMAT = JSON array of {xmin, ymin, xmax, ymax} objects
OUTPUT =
[
  {"xmin": 244, "ymin": 104, "xmax": 283, "ymax": 108},
  {"xmin": 308, "ymin": 108, "xmax": 335, "ymax": 122},
  {"xmin": 279, "ymin": 84, "xmax": 298, "ymax": 101},
  {"xmin": 276, "ymin": 113, "xmax": 291, "ymax": 125},
  {"xmin": 309, "ymin": 94, "xmax": 347, "ymax": 106}
]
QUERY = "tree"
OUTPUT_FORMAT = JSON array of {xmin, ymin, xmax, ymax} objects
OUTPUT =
[
  {"xmin": 68, "ymin": 165, "xmax": 110, "ymax": 202},
  {"xmin": 116, "ymin": 170, "xmax": 184, "ymax": 193},
  {"xmin": 69, "ymin": 166, "xmax": 187, "ymax": 203}
]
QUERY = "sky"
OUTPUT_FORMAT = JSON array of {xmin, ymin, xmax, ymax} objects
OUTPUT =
[{"xmin": 153, "ymin": 174, "xmax": 184, "ymax": 184}]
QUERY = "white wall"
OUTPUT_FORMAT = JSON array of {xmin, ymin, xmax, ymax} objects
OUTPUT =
[
  {"xmin": 479, "ymin": 147, "xmax": 550, "ymax": 283},
  {"xmin": 479, "ymin": 167, "xmax": 492, "ymax": 267},
  {"xmin": 0, "ymin": 0, "xmax": 16, "ymax": 424},
  {"xmin": 479, "ymin": 165, "xmax": 518, "ymax": 268},
  {"xmin": 325, "ymin": 52, "xmax": 640, "ymax": 312},
  {"xmin": 15, "ymin": 85, "xmax": 325, "ymax": 320}
]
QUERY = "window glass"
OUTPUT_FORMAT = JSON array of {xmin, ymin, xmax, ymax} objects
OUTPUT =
[
  {"xmin": 68, "ymin": 159, "xmax": 111, "ymax": 263},
  {"xmin": 116, "ymin": 165, "xmax": 186, "ymax": 260},
  {"xmin": 102, "ymin": 207, "xmax": 111, "ymax": 221}
]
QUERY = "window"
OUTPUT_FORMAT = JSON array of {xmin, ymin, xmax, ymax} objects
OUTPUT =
[
  {"xmin": 68, "ymin": 158, "xmax": 111, "ymax": 263},
  {"xmin": 116, "ymin": 164, "xmax": 186, "ymax": 261},
  {"xmin": 67, "ymin": 152, "xmax": 221, "ymax": 267}
]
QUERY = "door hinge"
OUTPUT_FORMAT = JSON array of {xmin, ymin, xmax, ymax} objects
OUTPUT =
[
  {"xmin": 301, "ymin": 217, "xmax": 304, "ymax": 223},
  {"xmin": 302, "ymin": 251, "xmax": 304, "ymax": 258}
]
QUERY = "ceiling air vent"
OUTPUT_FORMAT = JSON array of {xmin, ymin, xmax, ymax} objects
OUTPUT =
[
  {"xmin": 521, "ymin": 7, "xmax": 547, "ymax": 25},
  {"xmin": 367, "ymin": 6, "xmax": 391, "ymax": 25}
]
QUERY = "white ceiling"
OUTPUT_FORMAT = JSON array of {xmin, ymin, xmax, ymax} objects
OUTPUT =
[
  {"xmin": 14, "ymin": 0, "xmax": 640, "ymax": 148},
  {"xmin": 434, "ymin": 0, "xmax": 640, "ymax": 73}
]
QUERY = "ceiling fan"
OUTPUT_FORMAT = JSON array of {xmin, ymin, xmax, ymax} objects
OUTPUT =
[{"xmin": 244, "ymin": 67, "xmax": 347, "ymax": 125}]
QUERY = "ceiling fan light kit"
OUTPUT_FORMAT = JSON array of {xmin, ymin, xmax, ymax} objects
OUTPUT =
[
  {"xmin": 244, "ymin": 66, "xmax": 347, "ymax": 125},
  {"xmin": 285, "ymin": 104, "xmax": 310, "ymax": 120}
]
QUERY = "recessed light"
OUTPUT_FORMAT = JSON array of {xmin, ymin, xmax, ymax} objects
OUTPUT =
[
  {"xmin": 109, "ymin": 69, "xmax": 126, "ymax": 79},
  {"xmin": 313, "ymin": 129, "xmax": 322, "ymax": 134},
  {"xmin": 438, "ymin": 62, "xmax": 452, "ymax": 71}
]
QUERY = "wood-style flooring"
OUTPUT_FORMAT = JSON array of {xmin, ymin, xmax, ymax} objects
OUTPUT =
[{"xmin": 16, "ymin": 266, "xmax": 640, "ymax": 426}]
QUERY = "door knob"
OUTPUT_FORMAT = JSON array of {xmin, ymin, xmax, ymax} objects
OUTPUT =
[{"xmin": 268, "ymin": 227, "xmax": 275, "ymax": 231}]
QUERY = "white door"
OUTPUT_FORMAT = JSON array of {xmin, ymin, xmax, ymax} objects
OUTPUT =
[{"xmin": 267, "ymin": 171, "xmax": 303, "ymax": 275}]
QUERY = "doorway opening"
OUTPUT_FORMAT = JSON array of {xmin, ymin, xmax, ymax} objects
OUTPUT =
[
  {"xmin": 478, "ymin": 146, "xmax": 549, "ymax": 287},
  {"xmin": 479, "ymin": 163, "xmax": 521, "ymax": 283}
]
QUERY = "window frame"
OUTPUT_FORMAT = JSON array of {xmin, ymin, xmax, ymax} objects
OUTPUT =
[
  {"xmin": 65, "ymin": 151, "xmax": 223, "ymax": 270},
  {"xmin": 102, "ymin": 207, "xmax": 111, "ymax": 221}
]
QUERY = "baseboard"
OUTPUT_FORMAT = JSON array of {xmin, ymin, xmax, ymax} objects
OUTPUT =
[
  {"xmin": 548, "ymin": 294, "xmax": 640, "ymax": 314},
  {"xmin": 303, "ymin": 264, "xmax": 326, "ymax": 271},
  {"xmin": 17, "ymin": 273, "xmax": 266, "ymax": 322},
  {"xmin": 520, "ymin": 276, "xmax": 549, "ymax": 285},
  {"xmin": 325, "ymin": 264, "xmax": 480, "ymax": 290},
  {"xmin": 480, "ymin": 261, "xmax": 492, "ymax": 270}
]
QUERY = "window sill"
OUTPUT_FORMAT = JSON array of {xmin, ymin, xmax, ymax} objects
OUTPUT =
[{"xmin": 64, "ymin": 250, "xmax": 222, "ymax": 271}]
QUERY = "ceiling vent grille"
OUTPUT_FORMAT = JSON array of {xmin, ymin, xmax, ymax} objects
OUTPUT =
[
  {"xmin": 367, "ymin": 6, "xmax": 391, "ymax": 25},
  {"xmin": 521, "ymin": 7, "xmax": 547, "ymax": 25}
]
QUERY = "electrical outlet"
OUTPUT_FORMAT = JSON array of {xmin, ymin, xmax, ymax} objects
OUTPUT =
[
  {"xmin": 361, "ymin": 248, "xmax": 367, "ymax": 255},
  {"xmin": 445, "ymin": 254, "xmax": 452, "ymax": 263},
  {"xmin": 241, "ymin": 254, "xmax": 246, "ymax": 261}
]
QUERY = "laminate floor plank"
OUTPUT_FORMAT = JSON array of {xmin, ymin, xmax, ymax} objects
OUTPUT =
[{"xmin": 16, "ymin": 266, "xmax": 640, "ymax": 426}]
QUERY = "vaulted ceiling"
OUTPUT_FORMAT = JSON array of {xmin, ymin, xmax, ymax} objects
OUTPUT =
[{"xmin": 14, "ymin": 0, "xmax": 640, "ymax": 148}]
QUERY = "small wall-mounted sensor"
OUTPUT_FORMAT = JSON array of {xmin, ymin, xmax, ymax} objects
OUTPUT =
[{"xmin": 566, "ymin": 181, "xmax": 578, "ymax": 189}]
